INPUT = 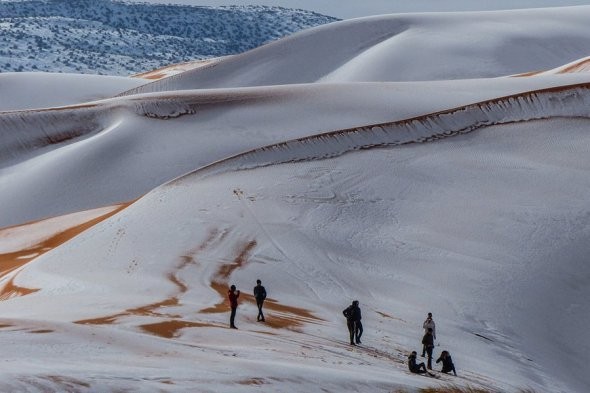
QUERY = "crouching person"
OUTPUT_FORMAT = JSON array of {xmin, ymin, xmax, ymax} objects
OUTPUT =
[
  {"xmin": 408, "ymin": 351, "xmax": 427, "ymax": 374},
  {"xmin": 436, "ymin": 350, "xmax": 457, "ymax": 376}
]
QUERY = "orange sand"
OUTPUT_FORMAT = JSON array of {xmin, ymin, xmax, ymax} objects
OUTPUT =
[
  {"xmin": 139, "ymin": 320, "xmax": 216, "ymax": 338},
  {"xmin": 559, "ymin": 58, "xmax": 590, "ymax": 73},
  {"xmin": 0, "ymin": 203, "xmax": 131, "ymax": 300}
]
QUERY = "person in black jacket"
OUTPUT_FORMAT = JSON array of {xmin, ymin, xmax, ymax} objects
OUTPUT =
[
  {"xmin": 408, "ymin": 351, "xmax": 427, "ymax": 374},
  {"xmin": 421, "ymin": 327, "xmax": 435, "ymax": 369},
  {"xmin": 342, "ymin": 300, "xmax": 363, "ymax": 345},
  {"xmin": 253, "ymin": 279, "xmax": 267, "ymax": 322},
  {"xmin": 228, "ymin": 284, "xmax": 240, "ymax": 329},
  {"xmin": 436, "ymin": 350, "xmax": 457, "ymax": 376}
]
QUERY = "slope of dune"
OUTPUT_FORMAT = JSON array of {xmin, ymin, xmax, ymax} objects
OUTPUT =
[
  {"xmin": 3, "ymin": 74, "xmax": 590, "ymax": 229},
  {"xmin": 517, "ymin": 55, "xmax": 590, "ymax": 77},
  {"xmin": 1, "ymin": 6, "xmax": 590, "ymax": 393},
  {"xmin": 119, "ymin": 6, "xmax": 590, "ymax": 95}
]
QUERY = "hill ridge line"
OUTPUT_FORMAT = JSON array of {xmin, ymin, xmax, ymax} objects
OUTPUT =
[
  {"xmin": 169, "ymin": 82, "xmax": 590, "ymax": 185},
  {"xmin": 3, "ymin": 81, "xmax": 590, "ymax": 171}
]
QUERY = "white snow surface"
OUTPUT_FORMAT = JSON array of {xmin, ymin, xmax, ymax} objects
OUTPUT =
[
  {"xmin": 1, "ymin": 6, "xmax": 590, "ymax": 393},
  {"xmin": 0, "ymin": 72, "xmax": 145, "ymax": 111},
  {"xmin": 120, "ymin": 6, "xmax": 590, "ymax": 94}
]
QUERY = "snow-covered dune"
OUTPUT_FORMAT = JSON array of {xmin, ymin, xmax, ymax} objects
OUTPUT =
[
  {"xmin": 3, "ymin": 74, "xmax": 590, "ymax": 228},
  {"xmin": 1, "ymin": 6, "xmax": 590, "ymax": 393},
  {"xmin": 4, "ymin": 100, "xmax": 590, "ymax": 392},
  {"xmin": 177, "ymin": 82, "xmax": 590, "ymax": 181},
  {"xmin": 519, "ymin": 55, "xmax": 590, "ymax": 77},
  {"xmin": 120, "ymin": 6, "xmax": 590, "ymax": 94}
]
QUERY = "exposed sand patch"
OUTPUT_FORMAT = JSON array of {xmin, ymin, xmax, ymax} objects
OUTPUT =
[
  {"xmin": 376, "ymin": 311, "xmax": 406, "ymax": 323},
  {"xmin": 0, "ymin": 250, "xmax": 38, "ymax": 277},
  {"xmin": 513, "ymin": 58, "xmax": 590, "ymax": 77},
  {"xmin": 559, "ymin": 58, "xmax": 590, "ymax": 73},
  {"xmin": 0, "ymin": 319, "xmax": 56, "ymax": 334},
  {"xmin": 139, "ymin": 319, "xmax": 218, "ymax": 339},
  {"xmin": 512, "ymin": 70, "xmax": 543, "ymax": 77},
  {"xmin": 237, "ymin": 377, "xmax": 267, "ymax": 385},
  {"xmin": 128, "ymin": 297, "xmax": 181, "ymax": 318},
  {"xmin": 43, "ymin": 375, "xmax": 90, "ymax": 389},
  {"xmin": 75, "ymin": 296, "xmax": 181, "ymax": 325},
  {"xmin": 0, "ymin": 277, "xmax": 39, "ymax": 301},
  {"xmin": 201, "ymin": 239, "xmax": 257, "ymax": 313},
  {"xmin": 74, "ymin": 314, "xmax": 120, "ymax": 325},
  {"xmin": 0, "ymin": 203, "xmax": 129, "ymax": 276},
  {"xmin": 132, "ymin": 59, "xmax": 216, "ymax": 80},
  {"xmin": 0, "ymin": 203, "xmax": 130, "ymax": 301}
]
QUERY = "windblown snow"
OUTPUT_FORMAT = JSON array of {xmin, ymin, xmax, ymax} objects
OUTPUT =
[{"xmin": 1, "ymin": 5, "xmax": 590, "ymax": 393}]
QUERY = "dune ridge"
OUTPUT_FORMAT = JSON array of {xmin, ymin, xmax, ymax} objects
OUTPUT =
[
  {"xmin": 117, "ymin": 6, "xmax": 590, "ymax": 94},
  {"xmin": 171, "ymin": 83, "xmax": 590, "ymax": 184}
]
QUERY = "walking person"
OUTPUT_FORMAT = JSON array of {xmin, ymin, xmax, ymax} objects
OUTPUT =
[
  {"xmin": 422, "ymin": 312, "xmax": 436, "ymax": 356},
  {"xmin": 253, "ymin": 279, "xmax": 267, "ymax": 322},
  {"xmin": 436, "ymin": 350, "xmax": 457, "ymax": 376},
  {"xmin": 342, "ymin": 300, "xmax": 362, "ymax": 345},
  {"xmin": 422, "ymin": 327, "xmax": 435, "ymax": 369},
  {"xmin": 408, "ymin": 351, "xmax": 428, "ymax": 374},
  {"xmin": 228, "ymin": 284, "xmax": 240, "ymax": 329}
]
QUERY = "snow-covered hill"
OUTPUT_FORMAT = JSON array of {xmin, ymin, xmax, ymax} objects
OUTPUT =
[
  {"xmin": 1, "ymin": 5, "xmax": 590, "ymax": 393},
  {"xmin": 121, "ymin": 6, "xmax": 590, "ymax": 94},
  {"xmin": 0, "ymin": 0, "xmax": 337, "ymax": 75}
]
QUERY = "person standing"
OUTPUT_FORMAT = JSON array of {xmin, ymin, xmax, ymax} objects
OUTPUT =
[
  {"xmin": 228, "ymin": 284, "xmax": 240, "ymax": 329},
  {"xmin": 436, "ymin": 350, "xmax": 457, "ymax": 376},
  {"xmin": 422, "ymin": 327, "xmax": 435, "ymax": 369},
  {"xmin": 253, "ymin": 279, "xmax": 267, "ymax": 322},
  {"xmin": 343, "ymin": 300, "xmax": 362, "ymax": 345},
  {"xmin": 353, "ymin": 300, "xmax": 363, "ymax": 344},
  {"xmin": 422, "ymin": 312, "xmax": 436, "ymax": 356}
]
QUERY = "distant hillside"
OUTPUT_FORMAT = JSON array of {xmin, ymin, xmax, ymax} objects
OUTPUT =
[{"xmin": 0, "ymin": 0, "xmax": 338, "ymax": 75}]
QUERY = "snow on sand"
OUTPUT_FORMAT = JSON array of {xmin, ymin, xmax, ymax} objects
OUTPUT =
[{"xmin": 1, "ymin": 6, "xmax": 590, "ymax": 393}]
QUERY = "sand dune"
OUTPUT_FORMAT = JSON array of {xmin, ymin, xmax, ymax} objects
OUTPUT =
[
  {"xmin": 1, "ymin": 6, "xmax": 590, "ymax": 393},
  {"xmin": 519, "ymin": 55, "xmax": 590, "ymax": 76},
  {"xmin": 132, "ymin": 58, "xmax": 225, "ymax": 80},
  {"xmin": 172, "ymin": 82, "xmax": 590, "ymax": 183},
  {"xmin": 4, "ymin": 74, "xmax": 590, "ymax": 229},
  {"xmin": 119, "ymin": 6, "xmax": 590, "ymax": 94}
]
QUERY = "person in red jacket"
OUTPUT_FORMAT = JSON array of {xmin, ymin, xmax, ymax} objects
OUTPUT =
[{"xmin": 228, "ymin": 284, "xmax": 240, "ymax": 329}]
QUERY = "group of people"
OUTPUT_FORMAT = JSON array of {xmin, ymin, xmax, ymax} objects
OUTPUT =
[
  {"xmin": 341, "ymin": 302, "xmax": 456, "ymax": 377},
  {"xmin": 342, "ymin": 300, "xmax": 363, "ymax": 345},
  {"xmin": 408, "ymin": 312, "xmax": 457, "ymax": 376},
  {"xmin": 227, "ymin": 285, "xmax": 456, "ymax": 378},
  {"xmin": 227, "ymin": 279, "xmax": 267, "ymax": 329}
]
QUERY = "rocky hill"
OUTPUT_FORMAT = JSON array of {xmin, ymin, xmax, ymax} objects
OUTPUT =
[{"xmin": 0, "ymin": 0, "xmax": 338, "ymax": 75}]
